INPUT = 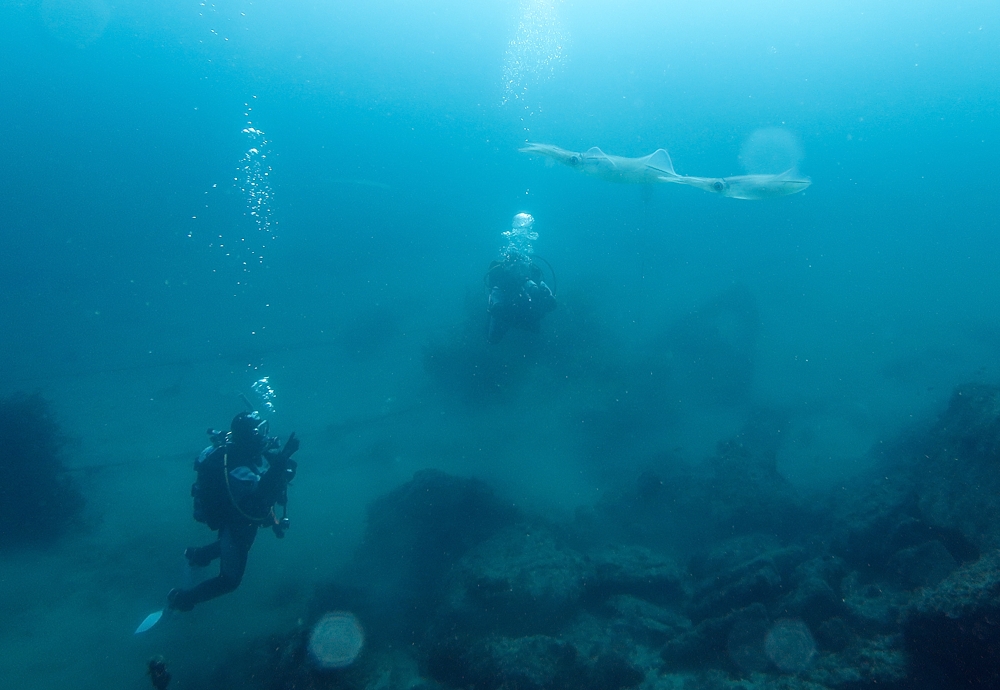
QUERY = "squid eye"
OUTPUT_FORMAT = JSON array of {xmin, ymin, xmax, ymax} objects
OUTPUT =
[
  {"xmin": 712, "ymin": 180, "xmax": 724, "ymax": 192},
  {"xmin": 569, "ymin": 155, "xmax": 580, "ymax": 166}
]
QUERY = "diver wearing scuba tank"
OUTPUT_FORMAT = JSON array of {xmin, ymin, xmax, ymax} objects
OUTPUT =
[{"xmin": 167, "ymin": 412, "xmax": 299, "ymax": 612}]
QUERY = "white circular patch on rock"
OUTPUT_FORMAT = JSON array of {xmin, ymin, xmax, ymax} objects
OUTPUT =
[
  {"xmin": 765, "ymin": 618, "xmax": 817, "ymax": 673},
  {"xmin": 308, "ymin": 611, "xmax": 364, "ymax": 670}
]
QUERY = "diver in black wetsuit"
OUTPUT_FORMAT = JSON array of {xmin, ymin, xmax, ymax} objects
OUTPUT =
[
  {"xmin": 167, "ymin": 412, "xmax": 298, "ymax": 612},
  {"xmin": 485, "ymin": 247, "xmax": 557, "ymax": 344}
]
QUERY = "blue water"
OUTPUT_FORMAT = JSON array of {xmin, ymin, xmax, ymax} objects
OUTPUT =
[{"xmin": 1, "ymin": 1, "xmax": 998, "ymax": 687}]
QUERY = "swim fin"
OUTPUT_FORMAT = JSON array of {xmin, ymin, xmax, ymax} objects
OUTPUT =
[{"xmin": 134, "ymin": 609, "xmax": 164, "ymax": 634}]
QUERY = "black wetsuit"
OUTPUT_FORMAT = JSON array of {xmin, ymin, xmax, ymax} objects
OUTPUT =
[
  {"xmin": 486, "ymin": 258, "xmax": 556, "ymax": 343},
  {"xmin": 170, "ymin": 442, "xmax": 291, "ymax": 611}
]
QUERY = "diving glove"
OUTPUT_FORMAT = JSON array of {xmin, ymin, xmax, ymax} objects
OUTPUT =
[{"xmin": 282, "ymin": 432, "xmax": 300, "ymax": 459}]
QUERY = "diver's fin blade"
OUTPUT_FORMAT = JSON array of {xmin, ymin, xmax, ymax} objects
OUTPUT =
[
  {"xmin": 134, "ymin": 609, "xmax": 164, "ymax": 635},
  {"xmin": 646, "ymin": 149, "xmax": 676, "ymax": 175}
]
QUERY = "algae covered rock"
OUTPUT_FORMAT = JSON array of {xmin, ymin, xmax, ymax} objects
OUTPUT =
[
  {"xmin": 445, "ymin": 525, "xmax": 593, "ymax": 635},
  {"xmin": 329, "ymin": 469, "xmax": 518, "ymax": 640},
  {"xmin": 904, "ymin": 548, "xmax": 1000, "ymax": 687},
  {"xmin": 589, "ymin": 544, "xmax": 687, "ymax": 605},
  {"xmin": 908, "ymin": 385, "xmax": 1000, "ymax": 549}
]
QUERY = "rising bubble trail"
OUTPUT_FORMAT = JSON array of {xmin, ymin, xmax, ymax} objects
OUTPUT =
[
  {"xmin": 502, "ymin": 212, "xmax": 539, "ymax": 258},
  {"xmin": 501, "ymin": 0, "xmax": 566, "ymax": 116},
  {"xmin": 252, "ymin": 376, "xmax": 277, "ymax": 415},
  {"xmin": 236, "ymin": 112, "xmax": 274, "ymax": 268}
]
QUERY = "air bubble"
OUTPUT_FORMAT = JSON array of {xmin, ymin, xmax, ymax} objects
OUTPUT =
[{"xmin": 501, "ymin": 0, "xmax": 566, "ymax": 109}]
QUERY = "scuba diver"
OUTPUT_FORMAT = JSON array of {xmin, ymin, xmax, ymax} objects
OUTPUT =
[
  {"xmin": 485, "ymin": 212, "xmax": 557, "ymax": 343},
  {"xmin": 166, "ymin": 411, "xmax": 299, "ymax": 612}
]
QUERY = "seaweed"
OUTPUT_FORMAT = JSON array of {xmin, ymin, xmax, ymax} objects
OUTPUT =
[{"xmin": 0, "ymin": 392, "xmax": 84, "ymax": 547}]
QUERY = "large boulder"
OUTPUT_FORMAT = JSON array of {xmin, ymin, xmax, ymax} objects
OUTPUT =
[
  {"xmin": 442, "ymin": 525, "xmax": 593, "ymax": 636},
  {"xmin": 601, "ymin": 595, "xmax": 692, "ymax": 646},
  {"xmin": 328, "ymin": 469, "xmax": 518, "ymax": 639},
  {"xmin": 585, "ymin": 411, "xmax": 816, "ymax": 558},
  {"xmin": 688, "ymin": 536, "xmax": 806, "ymax": 622},
  {"xmin": 773, "ymin": 556, "xmax": 850, "ymax": 629},
  {"xmin": 588, "ymin": 544, "xmax": 687, "ymax": 605},
  {"xmin": 904, "ymin": 548, "xmax": 1000, "ymax": 687},
  {"xmin": 427, "ymin": 632, "xmax": 643, "ymax": 690},
  {"xmin": 913, "ymin": 385, "xmax": 1000, "ymax": 549}
]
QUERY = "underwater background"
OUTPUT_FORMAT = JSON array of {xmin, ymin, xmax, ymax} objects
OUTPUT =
[{"xmin": 1, "ymin": 1, "xmax": 999, "ymax": 688}]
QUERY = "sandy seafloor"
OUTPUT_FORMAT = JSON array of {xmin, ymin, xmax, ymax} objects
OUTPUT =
[{"xmin": 1, "ymin": 292, "xmax": 993, "ymax": 688}]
